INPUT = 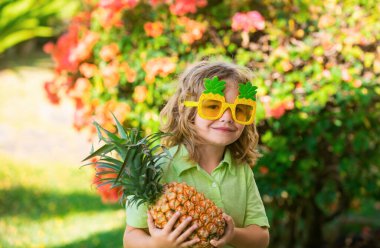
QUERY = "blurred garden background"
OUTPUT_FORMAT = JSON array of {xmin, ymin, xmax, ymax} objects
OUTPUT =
[{"xmin": 1, "ymin": 0, "xmax": 380, "ymax": 247}]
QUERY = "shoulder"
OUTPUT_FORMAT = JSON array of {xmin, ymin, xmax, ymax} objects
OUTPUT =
[
  {"xmin": 232, "ymin": 160, "xmax": 255, "ymax": 187},
  {"xmin": 233, "ymin": 160, "xmax": 253, "ymax": 174}
]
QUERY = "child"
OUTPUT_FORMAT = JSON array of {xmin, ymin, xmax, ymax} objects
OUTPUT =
[{"xmin": 123, "ymin": 60, "xmax": 270, "ymax": 248}]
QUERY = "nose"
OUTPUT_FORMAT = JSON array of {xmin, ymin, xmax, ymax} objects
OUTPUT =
[{"xmin": 219, "ymin": 106, "xmax": 233, "ymax": 123}]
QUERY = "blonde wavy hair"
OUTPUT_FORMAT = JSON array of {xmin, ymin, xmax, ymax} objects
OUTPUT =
[{"xmin": 160, "ymin": 60, "xmax": 260, "ymax": 167}]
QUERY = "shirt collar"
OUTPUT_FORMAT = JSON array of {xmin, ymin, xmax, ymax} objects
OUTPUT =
[{"xmin": 169, "ymin": 145, "xmax": 236, "ymax": 176}]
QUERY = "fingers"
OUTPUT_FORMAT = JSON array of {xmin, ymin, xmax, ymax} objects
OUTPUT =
[
  {"xmin": 163, "ymin": 211, "xmax": 181, "ymax": 232},
  {"xmin": 210, "ymin": 235, "xmax": 227, "ymax": 248},
  {"xmin": 147, "ymin": 211, "xmax": 156, "ymax": 233},
  {"xmin": 223, "ymin": 213, "xmax": 233, "ymax": 223},
  {"xmin": 176, "ymin": 222, "xmax": 198, "ymax": 244},
  {"xmin": 170, "ymin": 216, "xmax": 193, "ymax": 240},
  {"xmin": 180, "ymin": 237, "xmax": 200, "ymax": 247},
  {"xmin": 210, "ymin": 239, "xmax": 221, "ymax": 247},
  {"xmin": 211, "ymin": 236, "xmax": 229, "ymax": 248},
  {"xmin": 148, "ymin": 211, "xmax": 199, "ymax": 247},
  {"xmin": 210, "ymin": 214, "xmax": 235, "ymax": 247},
  {"xmin": 222, "ymin": 213, "xmax": 234, "ymax": 232}
]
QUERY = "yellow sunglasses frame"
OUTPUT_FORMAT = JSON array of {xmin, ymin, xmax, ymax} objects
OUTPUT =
[{"xmin": 184, "ymin": 93, "xmax": 256, "ymax": 125}]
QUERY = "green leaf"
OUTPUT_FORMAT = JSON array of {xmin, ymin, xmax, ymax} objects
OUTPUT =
[
  {"xmin": 94, "ymin": 121, "xmax": 122, "ymax": 143},
  {"xmin": 238, "ymin": 83, "xmax": 257, "ymax": 101},
  {"xmin": 82, "ymin": 144, "xmax": 115, "ymax": 162},
  {"xmin": 204, "ymin": 76, "xmax": 226, "ymax": 96},
  {"xmin": 0, "ymin": 27, "xmax": 53, "ymax": 53},
  {"xmin": 111, "ymin": 112, "xmax": 128, "ymax": 139}
]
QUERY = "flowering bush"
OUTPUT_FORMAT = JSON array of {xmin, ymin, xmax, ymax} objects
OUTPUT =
[
  {"xmin": 45, "ymin": 0, "xmax": 380, "ymax": 246},
  {"xmin": 44, "ymin": 0, "xmax": 213, "ymax": 137}
]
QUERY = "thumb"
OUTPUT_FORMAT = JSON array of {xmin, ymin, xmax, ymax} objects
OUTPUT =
[
  {"xmin": 147, "ymin": 211, "xmax": 156, "ymax": 233},
  {"xmin": 210, "ymin": 239, "xmax": 220, "ymax": 247}
]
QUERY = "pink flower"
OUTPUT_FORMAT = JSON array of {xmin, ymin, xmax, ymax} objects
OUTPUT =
[
  {"xmin": 269, "ymin": 104, "xmax": 286, "ymax": 119},
  {"xmin": 99, "ymin": 0, "xmax": 139, "ymax": 11},
  {"xmin": 99, "ymin": 43, "xmax": 120, "ymax": 62},
  {"xmin": 259, "ymin": 166, "xmax": 269, "ymax": 175},
  {"xmin": 73, "ymin": 98, "xmax": 92, "ymax": 131},
  {"xmin": 133, "ymin": 85, "xmax": 148, "ymax": 103},
  {"xmin": 353, "ymin": 79, "xmax": 362, "ymax": 88},
  {"xmin": 91, "ymin": 156, "xmax": 122, "ymax": 203},
  {"xmin": 69, "ymin": 31, "xmax": 100, "ymax": 64},
  {"xmin": 43, "ymin": 42, "xmax": 54, "ymax": 54},
  {"xmin": 144, "ymin": 21, "xmax": 164, "ymax": 37},
  {"xmin": 79, "ymin": 63, "xmax": 98, "ymax": 78},
  {"xmin": 45, "ymin": 11, "xmax": 92, "ymax": 74},
  {"xmin": 101, "ymin": 62, "xmax": 120, "ymax": 87},
  {"xmin": 93, "ymin": 7, "xmax": 124, "ymax": 29},
  {"xmin": 148, "ymin": 0, "xmax": 170, "ymax": 6},
  {"xmin": 120, "ymin": 62, "xmax": 137, "ymax": 83},
  {"xmin": 93, "ymin": 0, "xmax": 139, "ymax": 29},
  {"xmin": 143, "ymin": 57, "xmax": 176, "ymax": 83},
  {"xmin": 232, "ymin": 11, "xmax": 265, "ymax": 32},
  {"xmin": 260, "ymin": 95, "xmax": 271, "ymax": 104},
  {"xmin": 69, "ymin": 78, "xmax": 91, "ymax": 98},
  {"xmin": 169, "ymin": 0, "xmax": 207, "ymax": 16},
  {"xmin": 260, "ymin": 96, "xmax": 293, "ymax": 119},
  {"xmin": 318, "ymin": 14, "xmax": 335, "ymax": 29},
  {"xmin": 44, "ymin": 81, "xmax": 60, "ymax": 104},
  {"xmin": 111, "ymin": 101, "xmax": 131, "ymax": 123},
  {"xmin": 341, "ymin": 68, "xmax": 352, "ymax": 82},
  {"xmin": 177, "ymin": 17, "xmax": 207, "ymax": 44},
  {"xmin": 50, "ymin": 28, "xmax": 79, "ymax": 73}
]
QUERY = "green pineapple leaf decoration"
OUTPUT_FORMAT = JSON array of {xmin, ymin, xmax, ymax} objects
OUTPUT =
[
  {"xmin": 204, "ymin": 76, "xmax": 226, "ymax": 96},
  {"xmin": 238, "ymin": 83, "xmax": 258, "ymax": 101}
]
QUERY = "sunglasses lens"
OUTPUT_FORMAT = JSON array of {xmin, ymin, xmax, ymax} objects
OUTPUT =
[
  {"xmin": 235, "ymin": 104, "xmax": 254, "ymax": 122},
  {"xmin": 200, "ymin": 99, "xmax": 223, "ymax": 118}
]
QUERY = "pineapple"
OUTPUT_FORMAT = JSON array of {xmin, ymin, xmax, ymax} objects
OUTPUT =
[
  {"xmin": 83, "ymin": 114, "xmax": 226, "ymax": 248},
  {"xmin": 235, "ymin": 83, "xmax": 258, "ymax": 122},
  {"xmin": 237, "ymin": 83, "xmax": 257, "ymax": 104},
  {"xmin": 200, "ymin": 76, "xmax": 226, "ymax": 103}
]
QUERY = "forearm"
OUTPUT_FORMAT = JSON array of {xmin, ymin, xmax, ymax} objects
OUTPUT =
[
  {"xmin": 229, "ymin": 225, "xmax": 269, "ymax": 248},
  {"xmin": 123, "ymin": 227, "xmax": 154, "ymax": 248}
]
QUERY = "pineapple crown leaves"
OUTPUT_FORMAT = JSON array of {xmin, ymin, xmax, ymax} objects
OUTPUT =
[
  {"xmin": 238, "ymin": 83, "xmax": 258, "ymax": 101},
  {"xmin": 203, "ymin": 76, "xmax": 226, "ymax": 96},
  {"xmin": 82, "ymin": 113, "xmax": 173, "ymax": 207}
]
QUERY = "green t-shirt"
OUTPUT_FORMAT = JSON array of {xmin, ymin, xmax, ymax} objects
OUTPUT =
[{"xmin": 125, "ymin": 145, "xmax": 269, "ymax": 246}]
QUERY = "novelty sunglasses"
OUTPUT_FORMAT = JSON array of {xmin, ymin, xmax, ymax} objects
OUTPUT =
[{"xmin": 183, "ymin": 76, "xmax": 257, "ymax": 125}]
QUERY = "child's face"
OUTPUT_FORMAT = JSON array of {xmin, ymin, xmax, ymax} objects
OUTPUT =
[{"xmin": 194, "ymin": 79, "xmax": 245, "ymax": 148}]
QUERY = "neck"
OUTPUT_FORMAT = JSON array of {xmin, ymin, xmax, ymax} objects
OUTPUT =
[{"xmin": 197, "ymin": 145, "xmax": 226, "ymax": 174}]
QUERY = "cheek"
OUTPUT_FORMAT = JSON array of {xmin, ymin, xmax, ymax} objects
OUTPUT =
[
  {"xmin": 237, "ymin": 125, "xmax": 245, "ymax": 135},
  {"xmin": 194, "ymin": 114, "xmax": 202, "ymax": 128},
  {"xmin": 194, "ymin": 114, "xmax": 213, "ymax": 128}
]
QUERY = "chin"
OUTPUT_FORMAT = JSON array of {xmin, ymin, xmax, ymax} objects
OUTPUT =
[{"xmin": 209, "ymin": 138, "xmax": 237, "ymax": 147}]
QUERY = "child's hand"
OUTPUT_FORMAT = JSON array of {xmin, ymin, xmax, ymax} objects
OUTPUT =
[
  {"xmin": 147, "ymin": 211, "xmax": 199, "ymax": 248},
  {"xmin": 210, "ymin": 213, "xmax": 235, "ymax": 248}
]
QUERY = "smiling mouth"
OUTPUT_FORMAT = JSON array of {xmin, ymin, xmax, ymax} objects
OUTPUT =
[{"xmin": 212, "ymin": 127, "xmax": 236, "ymax": 132}]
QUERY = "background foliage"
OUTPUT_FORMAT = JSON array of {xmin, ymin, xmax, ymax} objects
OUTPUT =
[
  {"xmin": 0, "ymin": 0, "xmax": 79, "ymax": 54},
  {"xmin": 41, "ymin": 0, "xmax": 380, "ymax": 247}
]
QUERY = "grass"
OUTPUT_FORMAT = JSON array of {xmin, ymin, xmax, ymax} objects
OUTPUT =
[{"xmin": 0, "ymin": 154, "xmax": 125, "ymax": 248}]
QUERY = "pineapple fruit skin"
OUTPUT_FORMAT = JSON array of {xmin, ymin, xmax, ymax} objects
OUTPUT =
[{"xmin": 149, "ymin": 182, "xmax": 226, "ymax": 248}]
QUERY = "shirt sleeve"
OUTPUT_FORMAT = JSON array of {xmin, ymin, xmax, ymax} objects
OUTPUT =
[
  {"xmin": 244, "ymin": 168, "xmax": 270, "ymax": 228},
  {"xmin": 125, "ymin": 197, "xmax": 149, "ymax": 228}
]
